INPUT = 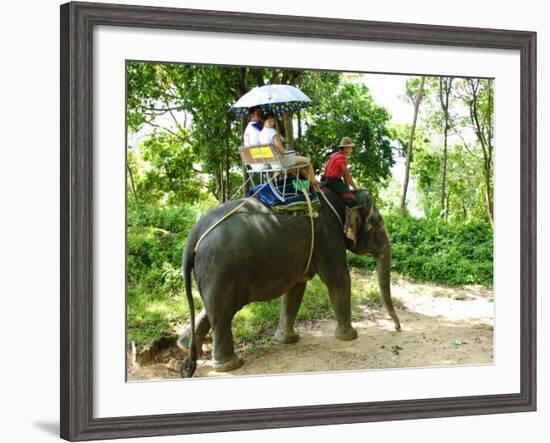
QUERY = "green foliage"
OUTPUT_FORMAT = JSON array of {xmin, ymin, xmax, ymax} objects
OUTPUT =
[
  {"xmin": 126, "ymin": 203, "xmax": 211, "ymax": 292},
  {"xmin": 126, "ymin": 63, "xmax": 350, "ymax": 203},
  {"xmin": 404, "ymin": 76, "xmax": 427, "ymax": 105},
  {"xmin": 127, "ymin": 63, "xmax": 168, "ymax": 132},
  {"xmin": 128, "ymin": 201, "xmax": 201, "ymax": 232},
  {"xmin": 409, "ymin": 138, "xmax": 488, "ymax": 221},
  {"xmin": 404, "ymin": 76, "xmax": 494, "ymax": 225},
  {"xmin": 127, "ymin": 285, "xmax": 191, "ymax": 347},
  {"xmin": 348, "ymin": 212, "xmax": 493, "ymax": 286},
  {"xmin": 127, "ymin": 203, "xmax": 204, "ymax": 348},
  {"xmin": 128, "ymin": 131, "xmax": 202, "ymax": 206},
  {"xmin": 297, "ymin": 80, "xmax": 394, "ymax": 195},
  {"xmin": 421, "ymin": 76, "xmax": 456, "ymax": 132}
]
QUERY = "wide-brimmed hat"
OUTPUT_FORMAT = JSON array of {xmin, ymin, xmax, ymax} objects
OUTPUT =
[{"xmin": 339, "ymin": 136, "xmax": 356, "ymax": 148}]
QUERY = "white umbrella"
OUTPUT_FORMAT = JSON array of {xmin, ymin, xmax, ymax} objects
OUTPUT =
[{"xmin": 229, "ymin": 84, "xmax": 313, "ymax": 116}]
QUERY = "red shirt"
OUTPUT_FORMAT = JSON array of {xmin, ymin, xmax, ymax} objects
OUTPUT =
[{"xmin": 324, "ymin": 151, "xmax": 348, "ymax": 179}]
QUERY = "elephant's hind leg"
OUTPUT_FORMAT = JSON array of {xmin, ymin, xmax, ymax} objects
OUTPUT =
[
  {"xmin": 274, "ymin": 282, "xmax": 306, "ymax": 344},
  {"xmin": 177, "ymin": 309, "xmax": 211, "ymax": 357},
  {"xmin": 211, "ymin": 312, "xmax": 243, "ymax": 372}
]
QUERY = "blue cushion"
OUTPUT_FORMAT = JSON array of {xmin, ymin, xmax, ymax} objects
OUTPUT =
[{"xmin": 249, "ymin": 178, "xmax": 317, "ymax": 208}]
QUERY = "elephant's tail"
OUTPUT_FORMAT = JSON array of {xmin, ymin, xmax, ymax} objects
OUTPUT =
[{"xmin": 181, "ymin": 243, "xmax": 197, "ymax": 378}]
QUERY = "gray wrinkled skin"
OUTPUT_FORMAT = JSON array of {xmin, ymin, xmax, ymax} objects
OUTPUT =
[{"xmin": 179, "ymin": 188, "xmax": 400, "ymax": 376}]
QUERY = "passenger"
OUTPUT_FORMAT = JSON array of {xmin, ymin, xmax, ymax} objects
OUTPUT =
[
  {"xmin": 243, "ymin": 106, "xmax": 263, "ymax": 147},
  {"xmin": 322, "ymin": 136, "xmax": 365, "ymax": 206},
  {"xmin": 259, "ymin": 112, "xmax": 321, "ymax": 193}
]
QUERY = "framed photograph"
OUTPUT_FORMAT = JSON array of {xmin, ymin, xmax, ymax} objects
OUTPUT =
[{"xmin": 60, "ymin": 1, "xmax": 536, "ymax": 440}]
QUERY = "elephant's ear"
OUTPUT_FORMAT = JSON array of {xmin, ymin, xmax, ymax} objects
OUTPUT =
[{"xmin": 344, "ymin": 207, "xmax": 363, "ymax": 244}]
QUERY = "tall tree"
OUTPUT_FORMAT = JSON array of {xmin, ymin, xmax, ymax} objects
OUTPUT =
[
  {"xmin": 457, "ymin": 78, "xmax": 494, "ymax": 227},
  {"xmin": 400, "ymin": 76, "xmax": 426, "ymax": 211},
  {"xmin": 438, "ymin": 77, "xmax": 454, "ymax": 218},
  {"xmin": 411, "ymin": 139, "xmax": 488, "ymax": 222}
]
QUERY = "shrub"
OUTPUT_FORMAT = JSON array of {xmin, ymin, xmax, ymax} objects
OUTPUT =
[
  {"xmin": 346, "ymin": 211, "xmax": 493, "ymax": 286},
  {"xmin": 127, "ymin": 203, "xmax": 207, "ymax": 348},
  {"xmin": 128, "ymin": 203, "xmax": 198, "ymax": 233}
]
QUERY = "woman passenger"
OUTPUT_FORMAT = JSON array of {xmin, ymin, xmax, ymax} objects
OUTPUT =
[{"xmin": 259, "ymin": 112, "xmax": 321, "ymax": 193}]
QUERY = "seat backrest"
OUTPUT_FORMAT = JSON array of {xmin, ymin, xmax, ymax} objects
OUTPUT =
[{"xmin": 239, "ymin": 144, "xmax": 283, "ymax": 170}]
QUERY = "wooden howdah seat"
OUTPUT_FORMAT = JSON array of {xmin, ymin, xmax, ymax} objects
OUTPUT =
[{"xmin": 239, "ymin": 144, "xmax": 311, "ymax": 202}]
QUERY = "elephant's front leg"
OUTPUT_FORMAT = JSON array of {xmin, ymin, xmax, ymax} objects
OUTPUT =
[
  {"xmin": 274, "ymin": 282, "xmax": 306, "ymax": 344},
  {"xmin": 327, "ymin": 274, "xmax": 357, "ymax": 341}
]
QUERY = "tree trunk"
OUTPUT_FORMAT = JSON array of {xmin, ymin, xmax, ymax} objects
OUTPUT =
[
  {"xmin": 225, "ymin": 142, "xmax": 231, "ymax": 201},
  {"xmin": 439, "ymin": 77, "xmax": 453, "ymax": 219},
  {"xmin": 483, "ymin": 165, "xmax": 494, "ymax": 228},
  {"xmin": 467, "ymin": 79, "xmax": 494, "ymax": 228},
  {"xmin": 400, "ymin": 76, "xmax": 425, "ymax": 212},
  {"xmin": 239, "ymin": 115, "xmax": 251, "ymax": 195},
  {"xmin": 440, "ymin": 129, "xmax": 448, "ymax": 217},
  {"xmin": 217, "ymin": 166, "xmax": 224, "ymax": 203},
  {"xmin": 282, "ymin": 112, "xmax": 294, "ymax": 149},
  {"xmin": 126, "ymin": 161, "xmax": 139, "ymax": 207}
]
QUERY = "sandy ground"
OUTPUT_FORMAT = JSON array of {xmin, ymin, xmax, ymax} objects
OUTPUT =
[{"xmin": 127, "ymin": 274, "xmax": 493, "ymax": 381}]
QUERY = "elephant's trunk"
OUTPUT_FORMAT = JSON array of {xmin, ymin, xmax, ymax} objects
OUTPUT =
[{"xmin": 376, "ymin": 236, "xmax": 401, "ymax": 331}]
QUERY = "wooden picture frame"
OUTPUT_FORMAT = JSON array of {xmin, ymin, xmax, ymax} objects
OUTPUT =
[{"xmin": 60, "ymin": 1, "xmax": 537, "ymax": 440}]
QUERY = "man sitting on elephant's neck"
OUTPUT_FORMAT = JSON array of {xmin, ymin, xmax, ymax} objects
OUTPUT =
[
  {"xmin": 322, "ymin": 137, "xmax": 368, "ymax": 241},
  {"xmin": 322, "ymin": 137, "xmax": 366, "ymax": 206}
]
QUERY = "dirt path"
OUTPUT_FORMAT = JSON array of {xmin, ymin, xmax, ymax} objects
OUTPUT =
[{"xmin": 127, "ymin": 275, "xmax": 493, "ymax": 381}]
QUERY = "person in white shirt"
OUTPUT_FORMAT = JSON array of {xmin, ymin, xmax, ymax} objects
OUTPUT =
[
  {"xmin": 243, "ymin": 106, "xmax": 263, "ymax": 147},
  {"xmin": 259, "ymin": 112, "xmax": 321, "ymax": 193}
]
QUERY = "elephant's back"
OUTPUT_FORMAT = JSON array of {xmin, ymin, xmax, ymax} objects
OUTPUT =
[
  {"xmin": 191, "ymin": 197, "xmax": 275, "ymax": 237},
  {"xmin": 191, "ymin": 199, "xmax": 313, "ymax": 295},
  {"xmin": 194, "ymin": 198, "xmax": 310, "ymax": 250}
]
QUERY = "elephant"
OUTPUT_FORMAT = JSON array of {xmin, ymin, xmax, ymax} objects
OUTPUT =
[{"xmin": 179, "ymin": 187, "xmax": 401, "ymax": 377}]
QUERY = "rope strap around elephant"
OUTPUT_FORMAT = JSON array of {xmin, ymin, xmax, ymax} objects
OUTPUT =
[
  {"xmin": 229, "ymin": 175, "xmax": 254, "ymax": 201},
  {"xmin": 193, "ymin": 174, "xmax": 276, "ymax": 254},
  {"xmin": 194, "ymin": 173, "xmax": 316, "ymax": 277},
  {"xmin": 319, "ymin": 190, "xmax": 343, "ymax": 227},
  {"xmin": 299, "ymin": 185, "xmax": 315, "ymax": 276}
]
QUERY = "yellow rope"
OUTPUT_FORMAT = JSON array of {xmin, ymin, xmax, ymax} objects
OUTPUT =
[
  {"xmin": 229, "ymin": 175, "xmax": 254, "ymax": 200},
  {"xmin": 194, "ymin": 174, "xmax": 316, "ymax": 278},
  {"xmin": 193, "ymin": 175, "xmax": 275, "ymax": 253},
  {"xmin": 299, "ymin": 185, "xmax": 315, "ymax": 276},
  {"xmin": 319, "ymin": 191, "xmax": 343, "ymax": 226}
]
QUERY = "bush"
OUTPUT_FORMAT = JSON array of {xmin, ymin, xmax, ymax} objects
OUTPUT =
[
  {"xmin": 127, "ymin": 203, "xmax": 209, "ymax": 348},
  {"xmin": 346, "ymin": 212, "xmax": 494, "ymax": 286},
  {"xmin": 126, "ymin": 201, "xmax": 216, "ymax": 288},
  {"xmin": 128, "ymin": 203, "xmax": 198, "ymax": 233}
]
